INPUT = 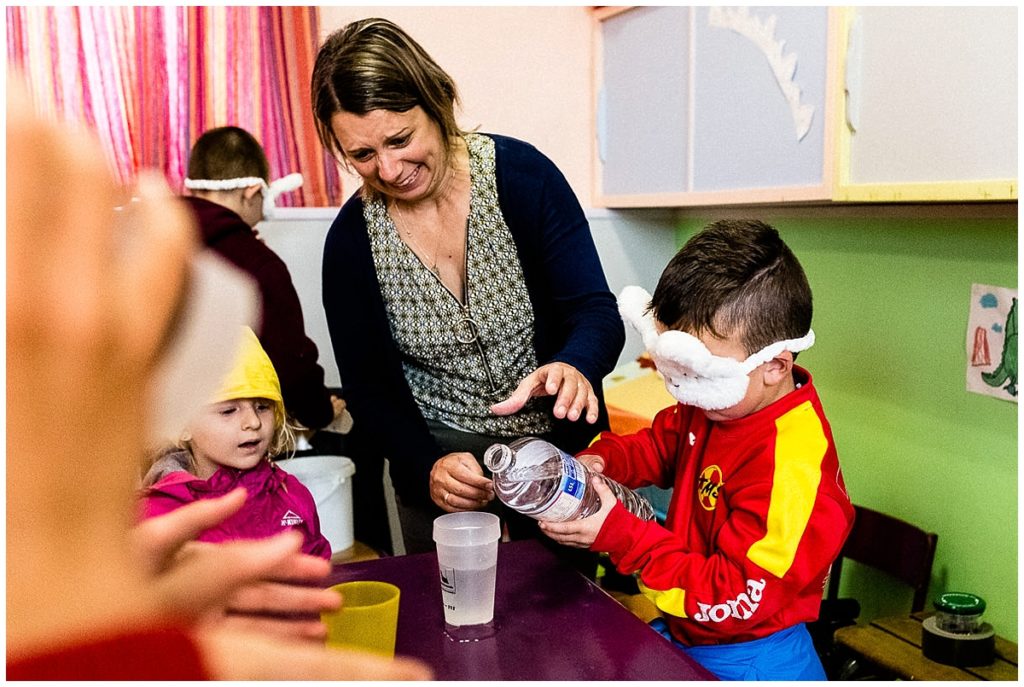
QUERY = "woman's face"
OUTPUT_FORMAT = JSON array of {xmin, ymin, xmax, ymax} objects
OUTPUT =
[
  {"xmin": 330, "ymin": 106, "xmax": 449, "ymax": 203},
  {"xmin": 186, "ymin": 397, "xmax": 275, "ymax": 478}
]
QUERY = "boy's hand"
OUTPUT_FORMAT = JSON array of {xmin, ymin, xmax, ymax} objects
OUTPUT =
[
  {"xmin": 539, "ymin": 477, "xmax": 616, "ymax": 548},
  {"xmin": 576, "ymin": 452, "xmax": 606, "ymax": 474}
]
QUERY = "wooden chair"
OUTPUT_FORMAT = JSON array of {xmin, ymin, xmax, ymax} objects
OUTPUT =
[{"xmin": 810, "ymin": 504, "xmax": 938, "ymax": 679}]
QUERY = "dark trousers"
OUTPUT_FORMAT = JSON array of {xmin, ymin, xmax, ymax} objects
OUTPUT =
[{"xmin": 310, "ymin": 425, "xmax": 395, "ymax": 555}]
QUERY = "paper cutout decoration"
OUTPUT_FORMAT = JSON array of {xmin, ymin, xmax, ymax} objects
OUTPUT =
[
  {"xmin": 707, "ymin": 6, "xmax": 815, "ymax": 141},
  {"xmin": 966, "ymin": 283, "xmax": 1017, "ymax": 402}
]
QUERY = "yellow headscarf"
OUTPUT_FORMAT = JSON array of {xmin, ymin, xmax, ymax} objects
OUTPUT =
[{"xmin": 210, "ymin": 326, "xmax": 284, "ymax": 423}]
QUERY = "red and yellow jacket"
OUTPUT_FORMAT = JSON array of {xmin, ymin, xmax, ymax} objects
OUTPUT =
[{"xmin": 589, "ymin": 367, "xmax": 854, "ymax": 646}]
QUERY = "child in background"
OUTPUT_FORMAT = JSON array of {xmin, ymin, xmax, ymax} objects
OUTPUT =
[
  {"xmin": 540, "ymin": 220, "xmax": 854, "ymax": 681},
  {"xmin": 141, "ymin": 326, "xmax": 331, "ymax": 560},
  {"xmin": 183, "ymin": 126, "xmax": 346, "ymax": 433}
]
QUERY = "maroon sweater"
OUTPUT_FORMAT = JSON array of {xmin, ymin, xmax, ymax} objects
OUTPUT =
[{"xmin": 186, "ymin": 196, "xmax": 333, "ymax": 429}]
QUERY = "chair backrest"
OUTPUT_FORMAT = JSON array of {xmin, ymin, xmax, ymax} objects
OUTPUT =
[{"xmin": 826, "ymin": 504, "xmax": 938, "ymax": 612}]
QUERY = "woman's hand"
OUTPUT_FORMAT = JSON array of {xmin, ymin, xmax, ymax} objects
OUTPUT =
[
  {"xmin": 330, "ymin": 395, "xmax": 347, "ymax": 419},
  {"xmin": 490, "ymin": 362, "xmax": 599, "ymax": 424},
  {"xmin": 325, "ymin": 394, "xmax": 354, "ymax": 434},
  {"xmin": 430, "ymin": 452, "xmax": 494, "ymax": 512},
  {"xmin": 538, "ymin": 477, "xmax": 615, "ymax": 548}
]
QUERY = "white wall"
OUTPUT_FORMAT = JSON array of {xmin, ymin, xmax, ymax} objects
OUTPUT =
[
  {"xmin": 586, "ymin": 209, "xmax": 679, "ymax": 365},
  {"xmin": 316, "ymin": 6, "xmax": 595, "ymax": 206},
  {"xmin": 259, "ymin": 207, "xmax": 679, "ymax": 386},
  {"xmin": 258, "ymin": 210, "xmax": 341, "ymax": 387}
]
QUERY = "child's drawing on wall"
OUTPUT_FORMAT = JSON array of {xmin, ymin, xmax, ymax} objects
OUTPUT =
[{"xmin": 966, "ymin": 283, "xmax": 1017, "ymax": 402}]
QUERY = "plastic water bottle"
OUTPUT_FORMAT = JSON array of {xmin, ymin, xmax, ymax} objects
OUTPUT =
[{"xmin": 483, "ymin": 437, "xmax": 655, "ymax": 522}]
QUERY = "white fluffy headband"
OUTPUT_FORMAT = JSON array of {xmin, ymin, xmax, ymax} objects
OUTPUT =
[
  {"xmin": 184, "ymin": 173, "xmax": 303, "ymax": 193},
  {"xmin": 184, "ymin": 173, "xmax": 304, "ymax": 218},
  {"xmin": 618, "ymin": 285, "xmax": 815, "ymax": 410},
  {"xmin": 618, "ymin": 285, "xmax": 815, "ymax": 366}
]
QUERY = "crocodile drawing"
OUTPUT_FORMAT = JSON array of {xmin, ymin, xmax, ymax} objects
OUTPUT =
[{"xmin": 981, "ymin": 297, "xmax": 1017, "ymax": 397}]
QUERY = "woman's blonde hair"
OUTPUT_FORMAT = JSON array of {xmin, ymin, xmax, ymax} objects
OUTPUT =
[{"xmin": 310, "ymin": 18, "xmax": 467, "ymax": 175}]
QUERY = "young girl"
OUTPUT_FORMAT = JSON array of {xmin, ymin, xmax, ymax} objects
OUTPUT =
[{"xmin": 140, "ymin": 326, "xmax": 331, "ymax": 559}]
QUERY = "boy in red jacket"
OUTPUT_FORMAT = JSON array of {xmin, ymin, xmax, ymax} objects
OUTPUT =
[{"xmin": 541, "ymin": 220, "xmax": 854, "ymax": 680}]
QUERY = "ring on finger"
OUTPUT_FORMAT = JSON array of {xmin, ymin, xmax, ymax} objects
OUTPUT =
[{"xmin": 444, "ymin": 491, "xmax": 451, "ymax": 506}]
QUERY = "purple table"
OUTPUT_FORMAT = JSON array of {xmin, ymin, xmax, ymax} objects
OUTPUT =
[{"xmin": 326, "ymin": 539, "xmax": 715, "ymax": 680}]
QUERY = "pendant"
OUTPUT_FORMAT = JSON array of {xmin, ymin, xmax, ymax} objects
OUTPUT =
[{"xmin": 455, "ymin": 315, "xmax": 480, "ymax": 344}]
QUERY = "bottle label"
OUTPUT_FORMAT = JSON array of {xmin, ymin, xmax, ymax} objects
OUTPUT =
[{"xmin": 540, "ymin": 453, "xmax": 586, "ymax": 521}]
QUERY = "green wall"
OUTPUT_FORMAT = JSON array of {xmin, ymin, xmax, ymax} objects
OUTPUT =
[{"xmin": 674, "ymin": 205, "xmax": 1017, "ymax": 640}]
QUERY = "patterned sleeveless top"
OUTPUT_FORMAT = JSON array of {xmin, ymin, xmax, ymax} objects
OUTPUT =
[{"xmin": 364, "ymin": 133, "xmax": 553, "ymax": 437}]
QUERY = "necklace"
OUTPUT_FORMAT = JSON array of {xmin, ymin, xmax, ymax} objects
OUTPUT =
[
  {"xmin": 391, "ymin": 200, "xmax": 442, "ymax": 278},
  {"xmin": 389, "ymin": 162, "xmax": 460, "ymax": 280}
]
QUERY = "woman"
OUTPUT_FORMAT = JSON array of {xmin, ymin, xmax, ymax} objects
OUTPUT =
[{"xmin": 312, "ymin": 18, "xmax": 625, "ymax": 554}]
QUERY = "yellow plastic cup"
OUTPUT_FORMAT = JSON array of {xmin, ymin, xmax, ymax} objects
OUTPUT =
[{"xmin": 322, "ymin": 580, "xmax": 401, "ymax": 657}]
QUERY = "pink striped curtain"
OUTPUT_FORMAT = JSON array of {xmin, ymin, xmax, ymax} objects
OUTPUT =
[{"xmin": 6, "ymin": 6, "xmax": 342, "ymax": 206}]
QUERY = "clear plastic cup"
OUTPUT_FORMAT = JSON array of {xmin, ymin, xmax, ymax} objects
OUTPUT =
[{"xmin": 432, "ymin": 512, "xmax": 501, "ymax": 628}]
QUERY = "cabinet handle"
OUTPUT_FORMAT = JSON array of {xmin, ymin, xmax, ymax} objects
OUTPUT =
[{"xmin": 845, "ymin": 13, "xmax": 863, "ymax": 133}]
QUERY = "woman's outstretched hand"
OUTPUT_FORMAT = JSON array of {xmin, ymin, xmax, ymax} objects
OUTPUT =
[{"xmin": 490, "ymin": 362, "xmax": 598, "ymax": 424}]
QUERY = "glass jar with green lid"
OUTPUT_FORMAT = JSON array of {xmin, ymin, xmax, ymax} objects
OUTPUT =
[{"xmin": 933, "ymin": 592, "xmax": 986, "ymax": 634}]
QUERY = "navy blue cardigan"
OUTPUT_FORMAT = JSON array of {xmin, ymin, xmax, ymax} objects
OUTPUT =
[{"xmin": 321, "ymin": 134, "xmax": 625, "ymax": 504}]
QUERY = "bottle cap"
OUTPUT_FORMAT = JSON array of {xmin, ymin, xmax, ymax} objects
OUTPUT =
[{"xmin": 934, "ymin": 592, "xmax": 986, "ymax": 615}]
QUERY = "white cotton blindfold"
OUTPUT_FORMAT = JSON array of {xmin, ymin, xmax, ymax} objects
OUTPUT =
[
  {"xmin": 618, "ymin": 285, "xmax": 815, "ymax": 411},
  {"xmin": 184, "ymin": 172, "xmax": 303, "ymax": 220}
]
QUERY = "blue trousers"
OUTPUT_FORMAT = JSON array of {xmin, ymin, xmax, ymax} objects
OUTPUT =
[{"xmin": 650, "ymin": 618, "xmax": 826, "ymax": 681}]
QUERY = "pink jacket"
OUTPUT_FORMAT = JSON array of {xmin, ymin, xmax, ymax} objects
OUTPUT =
[{"xmin": 140, "ymin": 456, "xmax": 331, "ymax": 559}]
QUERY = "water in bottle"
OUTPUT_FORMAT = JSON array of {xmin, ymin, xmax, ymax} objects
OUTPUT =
[{"xmin": 483, "ymin": 437, "xmax": 655, "ymax": 522}]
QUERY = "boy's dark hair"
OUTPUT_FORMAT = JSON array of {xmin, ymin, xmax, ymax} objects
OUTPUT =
[
  {"xmin": 187, "ymin": 126, "xmax": 270, "ymax": 182},
  {"xmin": 651, "ymin": 219, "xmax": 812, "ymax": 357}
]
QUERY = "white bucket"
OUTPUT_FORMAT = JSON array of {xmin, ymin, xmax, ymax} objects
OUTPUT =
[{"xmin": 277, "ymin": 455, "xmax": 356, "ymax": 553}]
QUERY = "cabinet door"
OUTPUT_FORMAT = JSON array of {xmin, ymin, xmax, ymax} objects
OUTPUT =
[
  {"xmin": 596, "ymin": 6, "xmax": 690, "ymax": 200},
  {"xmin": 594, "ymin": 6, "xmax": 837, "ymax": 207},
  {"xmin": 691, "ymin": 6, "xmax": 831, "ymax": 193},
  {"xmin": 836, "ymin": 7, "xmax": 1017, "ymax": 201}
]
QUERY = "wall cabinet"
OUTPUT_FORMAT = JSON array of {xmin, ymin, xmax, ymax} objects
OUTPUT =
[
  {"xmin": 592, "ymin": 6, "xmax": 1017, "ymax": 207},
  {"xmin": 835, "ymin": 7, "xmax": 1017, "ymax": 202}
]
